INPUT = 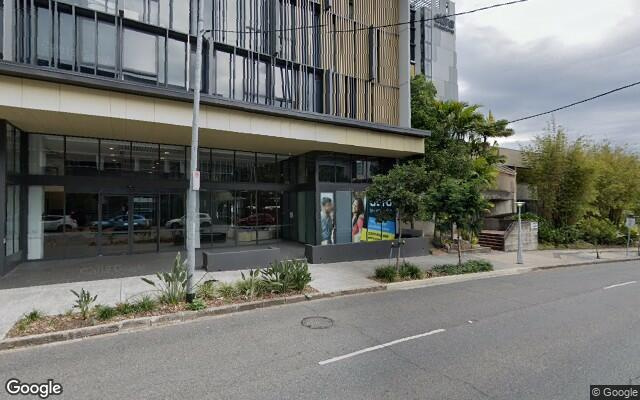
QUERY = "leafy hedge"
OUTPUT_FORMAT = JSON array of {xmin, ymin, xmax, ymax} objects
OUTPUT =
[{"xmin": 431, "ymin": 260, "xmax": 493, "ymax": 276}]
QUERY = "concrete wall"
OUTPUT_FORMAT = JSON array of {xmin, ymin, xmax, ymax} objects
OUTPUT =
[
  {"xmin": 504, "ymin": 221, "xmax": 538, "ymax": 252},
  {"xmin": 0, "ymin": 75, "xmax": 425, "ymax": 158}
]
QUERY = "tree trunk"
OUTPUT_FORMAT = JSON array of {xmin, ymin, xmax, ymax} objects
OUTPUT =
[
  {"xmin": 595, "ymin": 240, "xmax": 600, "ymax": 259},
  {"xmin": 395, "ymin": 229, "xmax": 403, "ymax": 272},
  {"xmin": 457, "ymin": 230, "xmax": 462, "ymax": 266}
]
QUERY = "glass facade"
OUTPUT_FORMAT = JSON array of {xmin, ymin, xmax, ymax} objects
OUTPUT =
[{"xmin": 7, "ymin": 0, "xmax": 380, "ymax": 120}]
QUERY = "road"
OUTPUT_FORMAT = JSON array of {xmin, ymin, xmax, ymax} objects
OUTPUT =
[{"xmin": 1, "ymin": 261, "xmax": 639, "ymax": 399}]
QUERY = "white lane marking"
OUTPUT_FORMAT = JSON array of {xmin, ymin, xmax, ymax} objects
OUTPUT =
[
  {"xmin": 603, "ymin": 281, "xmax": 637, "ymax": 290},
  {"xmin": 318, "ymin": 329, "xmax": 446, "ymax": 366}
]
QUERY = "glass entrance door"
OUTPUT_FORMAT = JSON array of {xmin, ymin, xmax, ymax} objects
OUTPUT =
[{"xmin": 99, "ymin": 195, "xmax": 131, "ymax": 255}]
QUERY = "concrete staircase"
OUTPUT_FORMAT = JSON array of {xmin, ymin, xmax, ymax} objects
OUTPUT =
[{"xmin": 478, "ymin": 230, "xmax": 506, "ymax": 251}]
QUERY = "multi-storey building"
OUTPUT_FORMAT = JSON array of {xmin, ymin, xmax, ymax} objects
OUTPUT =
[
  {"xmin": 0, "ymin": 0, "xmax": 427, "ymax": 275},
  {"xmin": 410, "ymin": 0, "xmax": 458, "ymax": 101}
]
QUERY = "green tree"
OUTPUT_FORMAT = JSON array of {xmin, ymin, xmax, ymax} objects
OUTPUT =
[
  {"xmin": 424, "ymin": 177, "xmax": 491, "ymax": 265},
  {"xmin": 521, "ymin": 123, "xmax": 596, "ymax": 227},
  {"xmin": 589, "ymin": 143, "xmax": 640, "ymax": 225},
  {"xmin": 410, "ymin": 75, "xmax": 513, "ymax": 240},
  {"xmin": 579, "ymin": 217, "xmax": 618, "ymax": 259},
  {"xmin": 365, "ymin": 162, "xmax": 428, "ymax": 270}
]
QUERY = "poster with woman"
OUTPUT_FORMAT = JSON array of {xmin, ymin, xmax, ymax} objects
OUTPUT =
[{"xmin": 351, "ymin": 194, "xmax": 365, "ymax": 243}]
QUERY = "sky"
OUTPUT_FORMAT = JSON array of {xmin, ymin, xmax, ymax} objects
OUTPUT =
[{"xmin": 454, "ymin": 0, "xmax": 640, "ymax": 151}]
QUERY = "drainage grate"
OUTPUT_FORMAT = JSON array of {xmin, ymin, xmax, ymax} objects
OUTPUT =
[{"xmin": 301, "ymin": 316, "xmax": 334, "ymax": 329}]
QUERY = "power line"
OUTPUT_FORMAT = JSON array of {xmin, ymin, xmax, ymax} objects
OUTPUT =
[
  {"xmin": 508, "ymin": 80, "xmax": 640, "ymax": 124},
  {"xmin": 208, "ymin": 0, "xmax": 529, "ymax": 36}
]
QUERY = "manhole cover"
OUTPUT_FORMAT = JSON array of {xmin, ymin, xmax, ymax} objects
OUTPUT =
[{"xmin": 301, "ymin": 316, "xmax": 334, "ymax": 329}]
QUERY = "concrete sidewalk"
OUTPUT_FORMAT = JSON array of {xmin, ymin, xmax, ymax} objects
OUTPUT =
[{"xmin": 0, "ymin": 248, "xmax": 637, "ymax": 338}]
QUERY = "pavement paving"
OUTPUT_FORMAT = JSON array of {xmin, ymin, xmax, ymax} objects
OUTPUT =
[
  {"xmin": 0, "ymin": 248, "xmax": 636, "ymax": 339},
  {"xmin": 1, "ymin": 260, "xmax": 639, "ymax": 399}
]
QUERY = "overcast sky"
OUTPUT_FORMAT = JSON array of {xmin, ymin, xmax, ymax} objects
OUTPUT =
[{"xmin": 455, "ymin": 0, "xmax": 640, "ymax": 151}]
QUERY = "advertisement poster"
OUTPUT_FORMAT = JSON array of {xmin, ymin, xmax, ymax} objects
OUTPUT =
[
  {"xmin": 319, "ymin": 193, "xmax": 335, "ymax": 245},
  {"xmin": 360, "ymin": 198, "xmax": 396, "ymax": 242}
]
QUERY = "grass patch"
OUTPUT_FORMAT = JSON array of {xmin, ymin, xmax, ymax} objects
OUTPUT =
[
  {"xmin": 431, "ymin": 260, "xmax": 494, "ymax": 276},
  {"xmin": 13, "ymin": 310, "xmax": 44, "ymax": 333}
]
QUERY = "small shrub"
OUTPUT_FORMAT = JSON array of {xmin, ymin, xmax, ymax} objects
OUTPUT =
[
  {"xmin": 95, "ymin": 305, "xmax": 118, "ymax": 321},
  {"xmin": 374, "ymin": 266, "xmax": 397, "ymax": 283},
  {"xmin": 70, "ymin": 288, "xmax": 98, "ymax": 320},
  {"xmin": 142, "ymin": 252, "xmax": 190, "ymax": 304},
  {"xmin": 217, "ymin": 282, "xmax": 239, "ymax": 300},
  {"xmin": 132, "ymin": 295, "xmax": 156, "ymax": 313},
  {"xmin": 24, "ymin": 309, "xmax": 44, "ymax": 323},
  {"xmin": 197, "ymin": 280, "xmax": 217, "ymax": 300},
  {"xmin": 237, "ymin": 269, "xmax": 264, "ymax": 299},
  {"xmin": 262, "ymin": 260, "xmax": 311, "ymax": 293},
  {"xmin": 115, "ymin": 302, "xmax": 137, "ymax": 315},
  {"xmin": 186, "ymin": 297, "xmax": 207, "ymax": 311},
  {"xmin": 398, "ymin": 262, "xmax": 424, "ymax": 280}
]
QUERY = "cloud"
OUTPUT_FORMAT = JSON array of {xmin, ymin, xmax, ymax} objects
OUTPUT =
[{"xmin": 455, "ymin": 0, "xmax": 640, "ymax": 151}]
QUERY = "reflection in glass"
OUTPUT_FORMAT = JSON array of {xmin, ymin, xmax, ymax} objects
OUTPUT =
[
  {"xmin": 99, "ymin": 195, "xmax": 130, "ymax": 255},
  {"xmin": 167, "ymin": 38, "xmax": 186, "ymax": 87},
  {"xmin": 36, "ymin": 7, "xmax": 51, "ymax": 65},
  {"xmin": 215, "ymin": 50, "xmax": 231, "ymax": 97},
  {"xmin": 199, "ymin": 148, "xmax": 211, "ymax": 181},
  {"xmin": 132, "ymin": 195, "xmax": 158, "ymax": 253},
  {"xmin": 160, "ymin": 145, "xmax": 186, "ymax": 179},
  {"xmin": 77, "ymin": 16, "xmax": 96, "ymax": 73},
  {"xmin": 57, "ymin": 11, "xmax": 75, "ymax": 69},
  {"xmin": 212, "ymin": 150, "xmax": 234, "ymax": 183},
  {"xmin": 132, "ymin": 142, "xmax": 159, "ymax": 175},
  {"xmin": 43, "ymin": 186, "xmax": 66, "ymax": 258},
  {"xmin": 123, "ymin": 28, "xmax": 157, "ymax": 83},
  {"xmin": 97, "ymin": 20, "xmax": 116, "ymax": 77},
  {"xmin": 236, "ymin": 190, "xmax": 256, "ymax": 245},
  {"xmin": 257, "ymin": 191, "xmax": 281, "ymax": 244},
  {"xmin": 66, "ymin": 137, "xmax": 99, "ymax": 175},
  {"xmin": 211, "ymin": 191, "xmax": 234, "ymax": 247},
  {"xmin": 100, "ymin": 139, "xmax": 131, "ymax": 175},
  {"xmin": 235, "ymin": 152, "xmax": 255, "ymax": 183},
  {"xmin": 29, "ymin": 135, "xmax": 64, "ymax": 176},
  {"xmin": 159, "ymin": 193, "xmax": 185, "ymax": 251},
  {"xmin": 256, "ymin": 153, "xmax": 277, "ymax": 183},
  {"xmin": 64, "ymin": 193, "xmax": 98, "ymax": 258}
]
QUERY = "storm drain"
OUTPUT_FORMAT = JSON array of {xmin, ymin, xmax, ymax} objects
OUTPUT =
[{"xmin": 301, "ymin": 316, "xmax": 334, "ymax": 329}]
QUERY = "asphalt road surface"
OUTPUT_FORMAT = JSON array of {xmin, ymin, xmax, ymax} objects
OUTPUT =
[{"xmin": 2, "ymin": 261, "xmax": 639, "ymax": 399}]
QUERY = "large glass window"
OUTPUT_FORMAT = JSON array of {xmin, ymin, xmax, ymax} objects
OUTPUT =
[
  {"xmin": 160, "ymin": 144, "xmax": 186, "ymax": 179},
  {"xmin": 97, "ymin": 19, "xmax": 116, "ymax": 77},
  {"xmin": 235, "ymin": 190, "xmax": 256, "ymax": 245},
  {"xmin": 235, "ymin": 151, "xmax": 255, "ymax": 183},
  {"xmin": 36, "ymin": 6, "xmax": 52, "ymax": 66},
  {"xmin": 199, "ymin": 148, "xmax": 211, "ymax": 181},
  {"xmin": 42, "ymin": 186, "xmax": 65, "ymax": 259},
  {"xmin": 100, "ymin": 139, "xmax": 131, "ymax": 175},
  {"xmin": 132, "ymin": 142, "xmax": 159, "ymax": 175},
  {"xmin": 172, "ymin": 1, "xmax": 190, "ymax": 32},
  {"xmin": 123, "ymin": 27, "xmax": 158, "ymax": 83},
  {"xmin": 167, "ymin": 37, "xmax": 186, "ymax": 87},
  {"xmin": 64, "ymin": 193, "xmax": 99, "ymax": 258},
  {"xmin": 257, "ymin": 191, "xmax": 281, "ymax": 244},
  {"xmin": 5, "ymin": 185, "xmax": 19, "ymax": 256},
  {"xmin": 256, "ymin": 153, "xmax": 277, "ymax": 183},
  {"xmin": 159, "ymin": 193, "xmax": 185, "ymax": 251},
  {"xmin": 77, "ymin": 16, "xmax": 96, "ymax": 73},
  {"xmin": 29, "ymin": 135, "xmax": 64, "ymax": 176},
  {"xmin": 318, "ymin": 154, "xmax": 336, "ymax": 183},
  {"xmin": 215, "ymin": 50, "xmax": 231, "ymax": 97},
  {"xmin": 211, "ymin": 191, "xmax": 234, "ymax": 247},
  {"xmin": 66, "ymin": 136, "xmax": 99, "ymax": 175},
  {"xmin": 211, "ymin": 149, "xmax": 234, "ymax": 183},
  {"xmin": 233, "ymin": 54, "xmax": 245, "ymax": 101},
  {"xmin": 57, "ymin": 10, "xmax": 75, "ymax": 69}
]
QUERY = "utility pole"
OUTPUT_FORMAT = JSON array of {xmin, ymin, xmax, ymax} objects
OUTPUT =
[
  {"xmin": 186, "ymin": 0, "xmax": 204, "ymax": 302},
  {"xmin": 516, "ymin": 201, "xmax": 524, "ymax": 264}
]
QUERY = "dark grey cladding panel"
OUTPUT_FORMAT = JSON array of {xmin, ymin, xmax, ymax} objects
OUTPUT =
[{"xmin": 305, "ymin": 237, "xmax": 431, "ymax": 264}]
